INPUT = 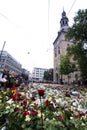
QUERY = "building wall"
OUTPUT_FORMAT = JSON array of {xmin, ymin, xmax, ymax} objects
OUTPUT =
[
  {"xmin": 0, "ymin": 51, "xmax": 22, "ymax": 74},
  {"xmin": 53, "ymin": 31, "xmax": 72, "ymax": 83},
  {"xmin": 53, "ymin": 10, "xmax": 75, "ymax": 84},
  {"xmin": 32, "ymin": 67, "xmax": 48, "ymax": 81}
]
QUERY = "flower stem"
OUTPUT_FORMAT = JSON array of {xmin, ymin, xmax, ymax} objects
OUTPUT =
[{"xmin": 40, "ymin": 96, "xmax": 44, "ymax": 128}]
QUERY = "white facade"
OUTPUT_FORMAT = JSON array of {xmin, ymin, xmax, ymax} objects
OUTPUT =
[{"xmin": 32, "ymin": 67, "xmax": 48, "ymax": 81}]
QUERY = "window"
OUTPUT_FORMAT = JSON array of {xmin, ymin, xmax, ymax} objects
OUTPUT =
[
  {"xmin": 58, "ymin": 47, "xmax": 60, "ymax": 54},
  {"xmin": 54, "ymin": 48, "xmax": 57, "ymax": 57},
  {"xmin": 67, "ymin": 44, "xmax": 69, "ymax": 47}
]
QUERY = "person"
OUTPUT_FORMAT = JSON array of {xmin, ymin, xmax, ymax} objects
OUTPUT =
[
  {"xmin": 0, "ymin": 71, "xmax": 3, "ymax": 89},
  {"xmin": 0, "ymin": 75, "xmax": 8, "ymax": 89}
]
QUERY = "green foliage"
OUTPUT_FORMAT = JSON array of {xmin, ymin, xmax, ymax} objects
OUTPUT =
[
  {"xmin": 59, "ymin": 55, "xmax": 76, "ymax": 75},
  {"xmin": 66, "ymin": 9, "xmax": 87, "ymax": 42},
  {"xmin": 66, "ymin": 9, "xmax": 87, "ymax": 81},
  {"xmin": 43, "ymin": 69, "xmax": 53, "ymax": 82}
]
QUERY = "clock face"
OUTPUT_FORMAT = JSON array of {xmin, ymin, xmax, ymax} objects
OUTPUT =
[{"xmin": 83, "ymin": 42, "xmax": 87, "ymax": 50}]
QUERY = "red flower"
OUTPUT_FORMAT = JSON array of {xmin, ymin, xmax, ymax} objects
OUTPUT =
[
  {"xmin": 34, "ymin": 103, "xmax": 38, "ymax": 108},
  {"xmin": 45, "ymin": 100, "xmax": 50, "ymax": 106},
  {"xmin": 21, "ymin": 99, "xmax": 28, "ymax": 105},
  {"xmin": 38, "ymin": 89, "xmax": 45, "ymax": 96},
  {"xmin": 31, "ymin": 96, "xmax": 35, "ymax": 101},
  {"xmin": 79, "ymin": 113, "xmax": 85, "ymax": 117},
  {"xmin": 74, "ymin": 114, "xmax": 79, "ymax": 118},
  {"xmin": 14, "ymin": 107, "xmax": 20, "ymax": 111},
  {"xmin": 11, "ymin": 85, "xmax": 17, "ymax": 90},
  {"xmin": 30, "ymin": 110, "xmax": 38, "ymax": 116},
  {"xmin": 58, "ymin": 116, "xmax": 63, "ymax": 121},
  {"xmin": 11, "ymin": 93, "xmax": 21, "ymax": 101},
  {"xmin": 22, "ymin": 110, "xmax": 30, "ymax": 116}
]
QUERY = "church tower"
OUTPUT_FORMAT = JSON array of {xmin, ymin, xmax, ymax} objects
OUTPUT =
[
  {"xmin": 60, "ymin": 10, "xmax": 69, "ymax": 31},
  {"xmin": 53, "ymin": 10, "xmax": 72, "ymax": 83}
]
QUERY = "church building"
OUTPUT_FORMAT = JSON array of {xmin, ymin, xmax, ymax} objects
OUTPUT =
[{"xmin": 53, "ymin": 10, "xmax": 73, "ymax": 83}]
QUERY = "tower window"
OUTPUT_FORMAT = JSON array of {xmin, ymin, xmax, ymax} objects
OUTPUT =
[
  {"xmin": 67, "ymin": 44, "xmax": 69, "ymax": 47},
  {"xmin": 58, "ymin": 47, "xmax": 60, "ymax": 54},
  {"xmin": 54, "ymin": 48, "xmax": 57, "ymax": 57}
]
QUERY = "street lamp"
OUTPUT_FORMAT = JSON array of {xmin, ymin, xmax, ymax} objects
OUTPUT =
[
  {"xmin": 0, "ymin": 41, "xmax": 6, "ymax": 69},
  {"xmin": 0, "ymin": 41, "xmax": 6, "ymax": 61}
]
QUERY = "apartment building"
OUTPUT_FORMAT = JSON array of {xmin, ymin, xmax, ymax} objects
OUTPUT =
[{"xmin": 32, "ymin": 67, "xmax": 48, "ymax": 82}]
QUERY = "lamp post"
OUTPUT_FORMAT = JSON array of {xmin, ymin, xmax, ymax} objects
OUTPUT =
[
  {"xmin": 0, "ymin": 41, "xmax": 6, "ymax": 61},
  {"xmin": 0, "ymin": 41, "xmax": 6, "ymax": 69}
]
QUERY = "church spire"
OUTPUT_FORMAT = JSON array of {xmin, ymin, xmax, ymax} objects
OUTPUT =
[{"xmin": 60, "ymin": 10, "xmax": 69, "ymax": 31}]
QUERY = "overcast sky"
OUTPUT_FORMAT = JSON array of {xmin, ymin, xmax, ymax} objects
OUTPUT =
[{"xmin": 0, "ymin": 0, "xmax": 87, "ymax": 72}]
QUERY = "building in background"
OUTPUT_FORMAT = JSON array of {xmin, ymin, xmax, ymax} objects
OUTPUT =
[
  {"xmin": 53, "ymin": 10, "xmax": 73, "ymax": 83},
  {"xmin": 32, "ymin": 67, "xmax": 48, "ymax": 82},
  {"xmin": 0, "ymin": 50, "xmax": 22, "ymax": 74}
]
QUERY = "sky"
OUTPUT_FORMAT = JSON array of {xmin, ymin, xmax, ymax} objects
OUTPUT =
[{"xmin": 0, "ymin": 0, "xmax": 87, "ymax": 73}]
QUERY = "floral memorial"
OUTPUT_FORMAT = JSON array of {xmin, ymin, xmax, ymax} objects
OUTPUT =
[{"xmin": 0, "ymin": 83, "xmax": 87, "ymax": 130}]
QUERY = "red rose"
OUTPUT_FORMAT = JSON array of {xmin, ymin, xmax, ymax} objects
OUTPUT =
[
  {"xmin": 11, "ymin": 93, "xmax": 21, "ymax": 101},
  {"xmin": 31, "ymin": 96, "xmax": 35, "ymax": 101},
  {"xmin": 22, "ymin": 110, "xmax": 30, "ymax": 116},
  {"xmin": 14, "ymin": 107, "xmax": 20, "ymax": 111},
  {"xmin": 45, "ymin": 100, "xmax": 50, "ymax": 106},
  {"xmin": 30, "ymin": 110, "xmax": 38, "ymax": 116},
  {"xmin": 34, "ymin": 103, "xmax": 38, "ymax": 108},
  {"xmin": 21, "ymin": 99, "xmax": 28, "ymax": 105},
  {"xmin": 11, "ymin": 86, "xmax": 17, "ymax": 90},
  {"xmin": 38, "ymin": 89, "xmax": 45, "ymax": 96}
]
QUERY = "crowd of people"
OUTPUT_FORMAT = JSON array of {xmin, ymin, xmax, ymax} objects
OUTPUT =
[{"xmin": 0, "ymin": 68, "xmax": 28, "ymax": 89}]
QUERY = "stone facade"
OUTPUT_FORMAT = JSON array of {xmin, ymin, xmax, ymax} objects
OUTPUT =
[{"xmin": 53, "ymin": 10, "xmax": 74, "ymax": 84}]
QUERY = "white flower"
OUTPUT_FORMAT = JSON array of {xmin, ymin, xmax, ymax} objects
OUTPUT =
[
  {"xmin": 30, "ymin": 93, "xmax": 32, "ymax": 98},
  {"xmin": 25, "ymin": 115, "xmax": 31, "ymax": 121},
  {"xmin": 72, "ymin": 100, "xmax": 79, "ymax": 107},
  {"xmin": 6, "ymin": 106, "xmax": 10, "ymax": 109},
  {"xmin": 72, "ymin": 102, "xmax": 77, "ymax": 106},
  {"xmin": 47, "ymin": 96, "xmax": 52, "ymax": 101},
  {"xmin": 37, "ymin": 110, "xmax": 41, "ymax": 117},
  {"xmin": 7, "ymin": 99, "xmax": 14, "ymax": 104},
  {"xmin": 34, "ymin": 99, "xmax": 41, "ymax": 106},
  {"xmin": 70, "ymin": 117, "xmax": 74, "ymax": 120},
  {"xmin": 78, "ymin": 105, "xmax": 82, "ymax": 109},
  {"xmin": 12, "ymin": 104, "xmax": 16, "ymax": 107},
  {"xmin": 45, "ymin": 118, "xmax": 49, "ymax": 121},
  {"xmin": 56, "ymin": 98, "xmax": 62, "ymax": 103}
]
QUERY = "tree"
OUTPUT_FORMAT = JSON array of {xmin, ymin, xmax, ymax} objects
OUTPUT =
[
  {"xmin": 66, "ymin": 9, "xmax": 87, "ymax": 82},
  {"xmin": 43, "ymin": 69, "xmax": 53, "ymax": 82},
  {"xmin": 59, "ymin": 55, "xmax": 76, "ymax": 84}
]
